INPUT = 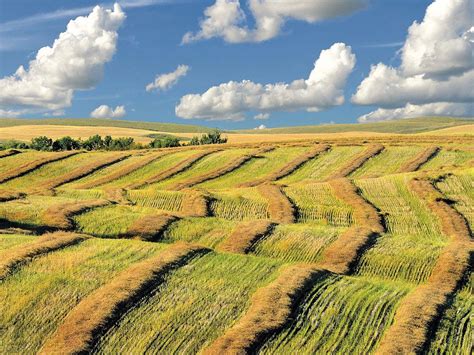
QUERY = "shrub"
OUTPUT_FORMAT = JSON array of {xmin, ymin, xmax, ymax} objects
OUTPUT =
[
  {"xmin": 31, "ymin": 136, "xmax": 53, "ymax": 151},
  {"xmin": 189, "ymin": 129, "xmax": 227, "ymax": 146},
  {"xmin": 149, "ymin": 136, "xmax": 180, "ymax": 148},
  {"xmin": 52, "ymin": 136, "xmax": 81, "ymax": 151}
]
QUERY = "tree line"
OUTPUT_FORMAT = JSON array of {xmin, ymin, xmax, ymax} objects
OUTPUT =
[{"xmin": 0, "ymin": 130, "xmax": 227, "ymax": 151}]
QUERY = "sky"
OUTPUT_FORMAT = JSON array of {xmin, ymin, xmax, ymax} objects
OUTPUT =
[{"xmin": 0, "ymin": 0, "xmax": 472, "ymax": 129}]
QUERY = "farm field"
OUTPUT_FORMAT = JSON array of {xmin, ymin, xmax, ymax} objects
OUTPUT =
[{"xmin": 0, "ymin": 119, "xmax": 473, "ymax": 354}]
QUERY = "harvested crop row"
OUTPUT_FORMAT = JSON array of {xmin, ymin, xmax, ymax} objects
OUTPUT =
[
  {"xmin": 0, "ymin": 189, "xmax": 24, "ymax": 202},
  {"xmin": 0, "ymin": 149, "xmax": 20, "ymax": 159},
  {"xmin": 169, "ymin": 148, "xmax": 264, "ymax": 190},
  {"xmin": 42, "ymin": 200, "xmax": 110, "ymax": 230},
  {"xmin": 104, "ymin": 187, "xmax": 131, "ymax": 204},
  {"xmin": 398, "ymin": 146, "xmax": 440, "ymax": 172},
  {"xmin": 318, "ymin": 178, "xmax": 384, "ymax": 274},
  {"xmin": 204, "ymin": 264, "xmax": 324, "ymax": 354},
  {"xmin": 0, "ymin": 151, "xmax": 78, "ymax": 183},
  {"xmin": 40, "ymin": 243, "xmax": 208, "ymax": 354},
  {"xmin": 238, "ymin": 144, "xmax": 330, "ymax": 187},
  {"xmin": 376, "ymin": 178, "xmax": 473, "ymax": 354},
  {"xmin": 34, "ymin": 153, "xmax": 129, "ymax": 192},
  {"xmin": 329, "ymin": 144, "xmax": 384, "ymax": 179},
  {"xmin": 0, "ymin": 232, "xmax": 87, "ymax": 280},
  {"xmin": 257, "ymin": 183, "xmax": 295, "ymax": 224},
  {"xmin": 126, "ymin": 213, "xmax": 178, "ymax": 241},
  {"xmin": 127, "ymin": 150, "xmax": 219, "ymax": 189},
  {"xmin": 74, "ymin": 153, "xmax": 165, "ymax": 189},
  {"xmin": 218, "ymin": 220, "xmax": 274, "ymax": 254},
  {"xmin": 180, "ymin": 190, "xmax": 209, "ymax": 217}
]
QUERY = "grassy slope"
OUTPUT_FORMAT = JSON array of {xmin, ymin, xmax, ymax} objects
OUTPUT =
[{"xmin": 238, "ymin": 117, "xmax": 473, "ymax": 134}]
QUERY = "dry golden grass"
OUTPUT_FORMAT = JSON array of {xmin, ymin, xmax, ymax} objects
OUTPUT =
[
  {"xmin": 0, "ymin": 151, "xmax": 79, "ymax": 184},
  {"xmin": 417, "ymin": 124, "xmax": 474, "ymax": 136},
  {"xmin": 218, "ymin": 220, "xmax": 274, "ymax": 254},
  {"xmin": 238, "ymin": 144, "xmax": 330, "ymax": 188},
  {"xmin": 0, "ymin": 125, "xmax": 159, "ymax": 143},
  {"xmin": 328, "ymin": 144, "xmax": 385, "ymax": 179},
  {"xmin": 204, "ymin": 264, "xmax": 323, "ymax": 354},
  {"xmin": 180, "ymin": 189, "xmax": 209, "ymax": 217},
  {"xmin": 317, "ymin": 178, "xmax": 384, "ymax": 274},
  {"xmin": 168, "ymin": 148, "xmax": 269, "ymax": 191},
  {"xmin": 42, "ymin": 200, "xmax": 110, "ymax": 229},
  {"xmin": 0, "ymin": 232, "xmax": 88, "ymax": 280},
  {"xmin": 257, "ymin": 184, "xmax": 295, "ymax": 224},
  {"xmin": 103, "ymin": 187, "xmax": 131, "ymax": 205},
  {"xmin": 127, "ymin": 150, "xmax": 219, "ymax": 189},
  {"xmin": 126, "ymin": 213, "xmax": 178, "ymax": 242},
  {"xmin": 0, "ymin": 149, "xmax": 20, "ymax": 158},
  {"xmin": 39, "ymin": 242, "xmax": 208, "ymax": 354},
  {"xmin": 376, "ymin": 178, "xmax": 473, "ymax": 354},
  {"xmin": 33, "ymin": 153, "xmax": 129, "ymax": 192},
  {"xmin": 74, "ymin": 153, "xmax": 164, "ymax": 189},
  {"xmin": 398, "ymin": 146, "xmax": 440, "ymax": 173}
]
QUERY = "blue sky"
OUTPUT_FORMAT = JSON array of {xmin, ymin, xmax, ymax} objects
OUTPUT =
[{"xmin": 0, "ymin": 0, "xmax": 471, "ymax": 129}]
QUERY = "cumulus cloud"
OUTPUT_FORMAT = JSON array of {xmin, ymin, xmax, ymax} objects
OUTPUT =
[
  {"xmin": 182, "ymin": 0, "xmax": 367, "ymax": 44},
  {"xmin": 254, "ymin": 113, "xmax": 270, "ymax": 120},
  {"xmin": 176, "ymin": 43, "xmax": 356, "ymax": 120},
  {"xmin": 146, "ymin": 65, "xmax": 190, "ymax": 92},
  {"xmin": 90, "ymin": 105, "xmax": 126, "ymax": 119},
  {"xmin": 254, "ymin": 124, "xmax": 267, "ymax": 130},
  {"xmin": 0, "ymin": 4, "xmax": 125, "ymax": 115},
  {"xmin": 353, "ymin": 0, "xmax": 474, "ymax": 122}
]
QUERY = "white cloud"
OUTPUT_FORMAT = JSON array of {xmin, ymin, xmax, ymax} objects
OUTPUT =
[
  {"xmin": 353, "ymin": 0, "xmax": 474, "ymax": 122},
  {"xmin": 90, "ymin": 105, "xmax": 126, "ymax": 119},
  {"xmin": 176, "ymin": 43, "xmax": 356, "ymax": 120},
  {"xmin": 254, "ymin": 124, "xmax": 267, "ymax": 130},
  {"xmin": 0, "ymin": 4, "xmax": 125, "ymax": 114},
  {"xmin": 182, "ymin": 0, "xmax": 368, "ymax": 44},
  {"xmin": 146, "ymin": 65, "xmax": 190, "ymax": 92},
  {"xmin": 254, "ymin": 113, "xmax": 269, "ymax": 120}
]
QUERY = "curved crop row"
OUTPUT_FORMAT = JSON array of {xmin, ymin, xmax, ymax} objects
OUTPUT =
[
  {"xmin": 169, "ymin": 148, "xmax": 265, "ymax": 190},
  {"xmin": 40, "ymin": 243, "xmax": 208, "ymax": 354},
  {"xmin": 0, "ymin": 189, "xmax": 25, "ymax": 202},
  {"xmin": 398, "ymin": 146, "xmax": 440, "ymax": 173},
  {"xmin": 204, "ymin": 264, "xmax": 324, "ymax": 354},
  {"xmin": 209, "ymin": 189, "xmax": 270, "ymax": 221},
  {"xmin": 126, "ymin": 213, "xmax": 178, "ymax": 242},
  {"xmin": 218, "ymin": 220, "xmax": 274, "ymax": 254},
  {"xmin": 317, "ymin": 178, "xmax": 384, "ymax": 274},
  {"xmin": 42, "ymin": 199, "xmax": 110, "ymax": 230},
  {"xmin": 238, "ymin": 144, "xmax": 330, "ymax": 188},
  {"xmin": 127, "ymin": 189, "xmax": 184, "ymax": 212},
  {"xmin": 0, "ymin": 232, "xmax": 87, "ymax": 280},
  {"xmin": 127, "ymin": 149, "xmax": 219, "ymax": 189},
  {"xmin": 181, "ymin": 189, "xmax": 209, "ymax": 217},
  {"xmin": 0, "ymin": 151, "xmax": 79, "ymax": 184},
  {"xmin": 0, "ymin": 149, "xmax": 20, "ymax": 159},
  {"xmin": 376, "ymin": 178, "xmax": 473, "ymax": 354},
  {"xmin": 257, "ymin": 183, "xmax": 295, "ymax": 224},
  {"xmin": 328, "ymin": 144, "xmax": 384, "ymax": 179},
  {"xmin": 73, "ymin": 152, "xmax": 164, "ymax": 189}
]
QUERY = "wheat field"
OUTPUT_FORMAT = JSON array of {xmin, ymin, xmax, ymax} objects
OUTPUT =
[{"xmin": 0, "ymin": 127, "xmax": 473, "ymax": 354}]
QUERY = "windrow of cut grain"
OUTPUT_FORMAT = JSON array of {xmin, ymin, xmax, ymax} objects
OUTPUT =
[
  {"xmin": 204, "ymin": 264, "xmax": 324, "ymax": 354},
  {"xmin": 328, "ymin": 144, "xmax": 385, "ymax": 179},
  {"xmin": 0, "ymin": 151, "xmax": 79, "ymax": 183},
  {"xmin": 40, "ymin": 243, "xmax": 208, "ymax": 355},
  {"xmin": 0, "ymin": 232, "xmax": 88, "ymax": 280},
  {"xmin": 0, "ymin": 149, "xmax": 20, "ymax": 159},
  {"xmin": 257, "ymin": 183, "xmax": 295, "ymax": 224},
  {"xmin": 376, "ymin": 178, "xmax": 473, "ymax": 354},
  {"xmin": 74, "ymin": 152, "xmax": 165, "ymax": 189},
  {"xmin": 33, "ymin": 153, "xmax": 130, "ymax": 192},
  {"xmin": 41, "ymin": 200, "xmax": 110, "ymax": 230},
  {"xmin": 127, "ymin": 150, "xmax": 219, "ymax": 189},
  {"xmin": 126, "ymin": 213, "xmax": 178, "ymax": 242},
  {"xmin": 180, "ymin": 189, "xmax": 209, "ymax": 217},
  {"xmin": 398, "ymin": 146, "xmax": 440, "ymax": 173},
  {"xmin": 238, "ymin": 144, "xmax": 330, "ymax": 188},
  {"xmin": 168, "ymin": 148, "xmax": 267, "ymax": 190},
  {"xmin": 0, "ymin": 189, "xmax": 25, "ymax": 202},
  {"xmin": 318, "ymin": 178, "xmax": 384, "ymax": 274},
  {"xmin": 218, "ymin": 220, "xmax": 275, "ymax": 254}
]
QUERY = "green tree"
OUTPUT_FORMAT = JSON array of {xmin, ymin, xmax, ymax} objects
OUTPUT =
[{"xmin": 31, "ymin": 136, "xmax": 53, "ymax": 151}]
